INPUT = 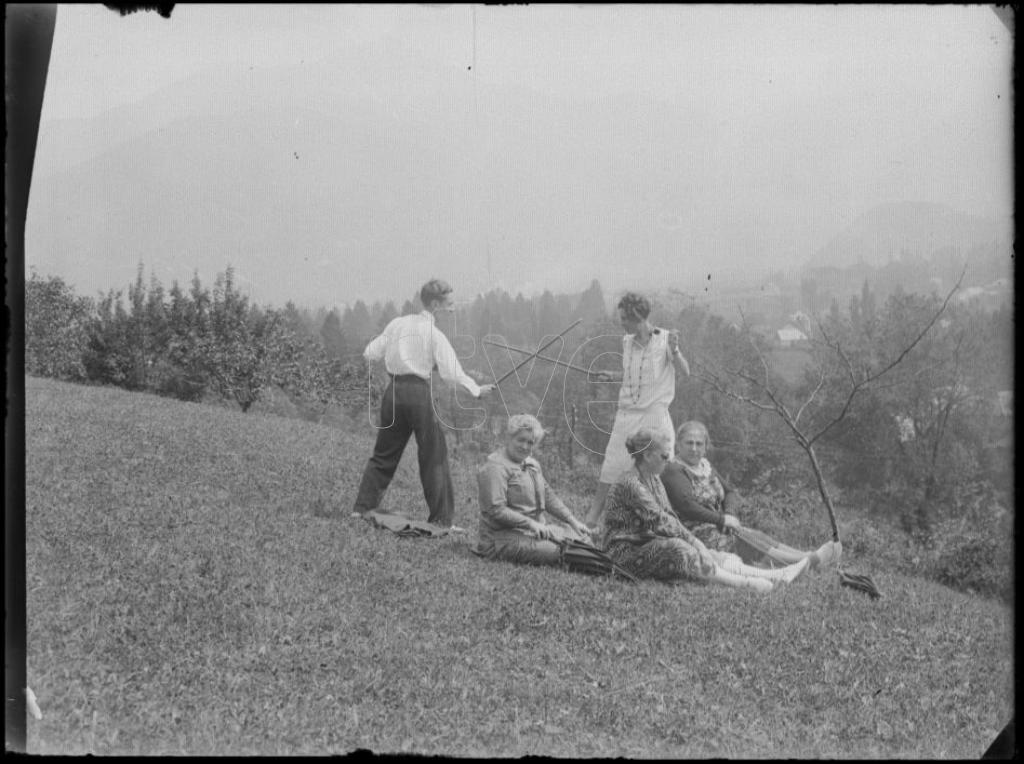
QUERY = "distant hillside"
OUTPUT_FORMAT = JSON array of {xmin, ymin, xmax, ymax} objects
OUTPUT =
[
  {"xmin": 25, "ymin": 64, "xmax": 695, "ymax": 308},
  {"xmin": 28, "ymin": 58, "xmax": 868, "ymax": 310},
  {"xmin": 808, "ymin": 201, "xmax": 1012, "ymax": 269}
]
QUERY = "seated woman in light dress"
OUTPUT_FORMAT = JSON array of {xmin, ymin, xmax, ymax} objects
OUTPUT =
[
  {"xmin": 600, "ymin": 427, "xmax": 810, "ymax": 592},
  {"xmin": 475, "ymin": 414, "xmax": 592, "ymax": 566}
]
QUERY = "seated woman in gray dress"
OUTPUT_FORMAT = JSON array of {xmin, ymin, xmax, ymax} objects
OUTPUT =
[
  {"xmin": 475, "ymin": 414, "xmax": 592, "ymax": 566},
  {"xmin": 600, "ymin": 427, "xmax": 811, "ymax": 591},
  {"xmin": 661, "ymin": 420, "xmax": 840, "ymax": 569}
]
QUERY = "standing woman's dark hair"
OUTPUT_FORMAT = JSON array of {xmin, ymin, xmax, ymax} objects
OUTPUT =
[{"xmin": 617, "ymin": 292, "xmax": 652, "ymax": 322}]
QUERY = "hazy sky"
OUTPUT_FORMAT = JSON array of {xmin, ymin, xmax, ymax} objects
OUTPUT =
[
  {"xmin": 32, "ymin": 4, "xmax": 1013, "ymax": 307},
  {"xmin": 41, "ymin": 5, "xmax": 1013, "ymax": 123}
]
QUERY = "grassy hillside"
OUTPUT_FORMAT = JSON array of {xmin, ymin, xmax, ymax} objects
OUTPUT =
[{"xmin": 24, "ymin": 378, "xmax": 1013, "ymax": 757}]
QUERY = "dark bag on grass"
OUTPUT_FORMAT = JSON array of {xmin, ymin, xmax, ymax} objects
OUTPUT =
[
  {"xmin": 364, "ymin": 511, "xmax": 450, "ymax": 538},
  {"xmin": 558, "ymin": 538, "xmax": 637, "ymax": 582}
]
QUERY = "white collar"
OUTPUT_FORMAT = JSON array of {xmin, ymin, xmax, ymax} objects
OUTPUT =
[
  {"xmin": 627, "ymin": 327, "xmax": 660, "ymax": 347},
  {"xmin": 489, "ymin": 450, "xmax": 540, "ymax": 471},
  {"xmin": 679, "ymin": 457, "xmax": 713, "ymax": 480}
]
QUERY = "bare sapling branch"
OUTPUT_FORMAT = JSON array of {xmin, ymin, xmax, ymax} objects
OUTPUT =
[
  {"xmin": 794, "ymin": 368, "xmax": 826, "ymax": 425},
  {"xmin": 697, "ymin": 268, "xmax": 964, "ymax": 548},
  {"xmin": 809, "ymin": 270, "xmax": 964, "ymax": 447},
  {"xmin": 816, "ymin": 322, "xmax": 858, "ymax": 386},
  {"xmin": 805, "ymin": 441, "xmax": 840, "ymax": 540},
  {"xmin": 692, "ymin": 359, "xmax": 777, "ymax": 414}
]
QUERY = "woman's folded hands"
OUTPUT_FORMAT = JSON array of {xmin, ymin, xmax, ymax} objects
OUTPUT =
[{"xmin": 525, "ymin": 519, "xmax": 556, "ymax": 540}]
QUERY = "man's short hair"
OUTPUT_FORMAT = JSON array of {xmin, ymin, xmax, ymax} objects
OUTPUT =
[{"xmin": 420, "ymin": 279, "xmax": 453, "ymax": 308}]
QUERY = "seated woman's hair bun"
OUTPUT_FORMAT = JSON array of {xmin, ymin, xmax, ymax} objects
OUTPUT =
[{"xmin": 625, "ymin": 426, "xmax": 669, "ymax": 461}]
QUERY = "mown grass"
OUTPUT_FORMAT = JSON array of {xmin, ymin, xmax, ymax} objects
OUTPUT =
[{"xmin": 25, "ymin": 377, "xmax": 1013, "ymax": 757}]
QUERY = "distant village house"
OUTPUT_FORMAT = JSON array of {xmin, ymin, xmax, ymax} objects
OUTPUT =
[{"xmin": 776, "ymin": 324, "xmax": 809, "ymax": 347}]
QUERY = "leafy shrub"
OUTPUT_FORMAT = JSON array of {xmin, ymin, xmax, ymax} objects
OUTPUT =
[
  {"xmin": 147, "ymin": 358, "xmax": 205, "ymax": 402},
  {"xmin": 538, "ymin": 448, "xmax": 601, "ymax": 499},
  {"xmin": 836, "ymin": 511, "xmax": 919, "ymax": 572},
  {"xmin": 25, "ymin": 271, "xmax": 91, "ymax": 381},
  {"xmin": 920, "ymin": 481, "xmax": 1013, "ymax": 603},
  {"xmin": 932, "ymin": 534, "xmax": 1012, "ymax": 604},
  {"xmin": 736, "ymin": 481, "xmax": 836, "ymax": 552}
]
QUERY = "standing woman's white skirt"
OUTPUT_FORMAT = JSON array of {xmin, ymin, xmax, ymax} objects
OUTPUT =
[{"xmin": 598, "ymin": 403, "xmax": 675, "ymax": 484}]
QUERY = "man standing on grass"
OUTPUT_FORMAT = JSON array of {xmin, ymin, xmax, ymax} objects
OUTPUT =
[{"xmin": 352, "ymin": 278, "xmax": 495, "ymax": 531}]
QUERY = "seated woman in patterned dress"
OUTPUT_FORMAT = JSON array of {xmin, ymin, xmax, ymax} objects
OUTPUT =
[
  {"xmin": 661, "ymin": 420, "xmax": 840, "ymax": 569},
  {"xmin": 475, "ymin": 414, "xmax": 593, "ymax": 567},
  {"xmin": 600, "ymin": 427, "xmax": 811, "ymax": 591}
]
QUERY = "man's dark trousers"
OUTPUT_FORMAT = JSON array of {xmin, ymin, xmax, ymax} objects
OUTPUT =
[{"xmin": 353, "ymin": 375, "xmax": 455, "ymax": 526}]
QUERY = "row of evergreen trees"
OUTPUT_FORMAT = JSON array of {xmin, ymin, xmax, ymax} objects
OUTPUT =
[
  {"xmin": 319, "ymin": 278, "xmax": 609, "ymax": 362},
  {"xmin": 24, "ymin": 267, "xmax": 614, "ymax": 415}
]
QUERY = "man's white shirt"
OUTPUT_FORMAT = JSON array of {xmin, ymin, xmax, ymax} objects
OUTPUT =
[{"xmin": 363, "ymin": 310, "xmax": 482, "ymax": 397}]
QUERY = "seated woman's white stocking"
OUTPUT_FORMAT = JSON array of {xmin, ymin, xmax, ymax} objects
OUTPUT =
[
  {"xmin": 715, "ymin": 552, "xmax": 808, "ymax": 583},
  {"xmin": 775, "ymin": 556, "xmax": 809, "ymax": 583},
  {"xmin": 711, "ymin": 567, "xmax": 774, "ymax": 592},
  {"xmin": 810, "ymin": 540, "xmax": 840, "ymax": 569}
]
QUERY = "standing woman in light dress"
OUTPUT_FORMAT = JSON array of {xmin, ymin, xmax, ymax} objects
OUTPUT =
[{"xmin": 585, "ymin": 292, "xmax": 691, "ymax": 529}]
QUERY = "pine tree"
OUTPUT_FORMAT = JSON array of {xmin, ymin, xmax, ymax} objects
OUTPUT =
[
  {"xmin": 574, "ymin": 278, "xmax": 607, "ymax": 323},
  {"xmin": 341, "ymin": 300, "xmax": 374, "ymax": 348},
  {"xmin": 536, "ymin": 290, "xmax": 561, "ymax": 339},
  {"xmin": 378, "ymin": 300, "xmax": 398, "ymax": 330},
  {"xmin": 320, "ymin": 309, "xmax": 348, "ymax": 359}
]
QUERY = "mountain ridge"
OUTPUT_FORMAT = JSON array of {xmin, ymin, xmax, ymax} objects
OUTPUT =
[
  {"xmin": 807, "ymin": 201, "xmax": 1011, "ymax": 269},
  {"xmin": 28, "ymin": 64, "xmax": 1012, "ymax": 309}
]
